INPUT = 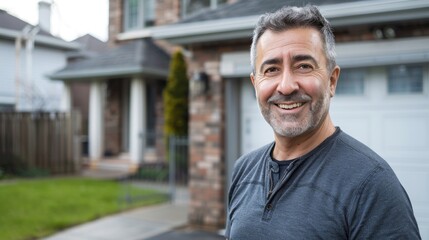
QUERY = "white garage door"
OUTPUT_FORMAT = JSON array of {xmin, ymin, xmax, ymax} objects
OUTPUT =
[
  {"xmin": 331, "ymin": 65, "xmax": 429, "ymax": 239},
  {"xmin": 240, "ymin": 79, "xmax": 273, "ymax": 155},
  {"xmin": 240, "ymin": 65, "xmax": 429, "ymax": 238}
]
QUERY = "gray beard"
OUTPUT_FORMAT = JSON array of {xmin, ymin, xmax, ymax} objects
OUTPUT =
[{"xmin": 259, "ymin": 91, "xmax": 330, "ymax": 138}]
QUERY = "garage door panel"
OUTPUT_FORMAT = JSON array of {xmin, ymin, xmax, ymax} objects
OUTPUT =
[
  {"xmin": 241, "ymin": 79, "xmax": 273, "ymax": 154},
  {"xmin": 418, "ymin": 224, "xmax": 429, "ymax": 240},
  {"xmin": 331, "ymin": 113, "xmax": 371, "ymax": 146},
  {"xmin": 241, "ymin": 113, "xmax": 273, "ymax": 155},
  {"xmin": 392, "ymin": 167, "xmax": 429, "ymax": 204},
  {"xmin": 382, "ymin": 115, "xmax": 429, "ymax": 150}
]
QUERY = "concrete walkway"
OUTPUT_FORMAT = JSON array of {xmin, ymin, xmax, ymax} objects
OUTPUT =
[
  {"xmin": 44, "ymin": 169, "xmax": 191, "ymax": 240},
  {"xmin": 44, "ymin": 202, "xmax": 189, "ymax": 240},
  {"xmin": 44, "ymin": 169, "xmax": 224, "ymax": 240}
]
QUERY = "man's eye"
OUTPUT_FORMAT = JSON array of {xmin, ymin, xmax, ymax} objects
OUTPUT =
[
  {"xmin": 265, "ymin": 67, "xmax": 279, "ymax": 74},
  {"xmin": 299, "ymin": 64, "xmax": 312, "ymax": 69},
  {"xmin": 297, "ymin": 64, "xmax": 313, "ymax": 72}
]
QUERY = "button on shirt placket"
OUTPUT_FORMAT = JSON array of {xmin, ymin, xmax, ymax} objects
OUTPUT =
[{"xmin": 263, "ymin": 161, "xmax": 296, "ymax": 221}]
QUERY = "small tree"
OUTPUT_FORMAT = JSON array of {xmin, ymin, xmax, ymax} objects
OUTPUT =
[{"xmin": 163, "ymin": 50, "xmax": 189, "ymax": 137}]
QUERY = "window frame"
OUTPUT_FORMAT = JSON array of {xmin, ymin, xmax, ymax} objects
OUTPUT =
[
  {"xmin": 335, "ymin": 68, "xmax": 366, "ymax": 96},
  {"xmin": 181, "ymin": 0, "xmax": 227, "ymax": 18},
  {"xmin": 387, "ymin": 64, "xmax": 424, "ymax": 95},
  {"xmin": 123, "ymin": 0, "xmax": 155, "ymax": 32}
]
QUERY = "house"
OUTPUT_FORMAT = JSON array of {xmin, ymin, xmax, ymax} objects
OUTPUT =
[
  {"xmin": 55, "ymin": 0, "xmax": 429, "ymax": 237},
  {"xmin": 153, "ymin": 0, "xmax": 429, "ymax": 235},
  {"xmin": 50, "ymin": 4, "xmax": 171, "ymax": 171},
  {"xmin": 0, "ymin": 1, "xmax": 80, "ymax": 112}
]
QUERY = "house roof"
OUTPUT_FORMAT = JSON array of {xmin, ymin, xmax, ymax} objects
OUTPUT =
[
  {"xmin": 0, "ymin": 9, "xmax": 79, "ymax": 50},
  {"xmin": 66, "ymin": 34, "xmax": 109, "ymax": 59},
  {"xmin": 72, "ymin": 34, "xmax": 109, "ymax": 53},
  {"xmin": 134, "ymin": 0, "xmax": 429, "ymax": 44},
  {"xmin": 49, "ymin": 38, "xmax": 170, "ymax": 81}
]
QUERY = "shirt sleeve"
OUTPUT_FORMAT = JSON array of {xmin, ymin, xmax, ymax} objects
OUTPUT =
[
  {"xmin": 348, "ymin": 165, "xmax": 421, "ymax": 239},
  {"xmin": 224, "ymin": 167, "xmax": 237, "ymax": 239}
]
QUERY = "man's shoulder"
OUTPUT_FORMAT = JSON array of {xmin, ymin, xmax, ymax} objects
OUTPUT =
[
  {"xmin": 237, "ymin": 142, "xmax": 273, "ymax": 162},
  {"xmin": 233, "ymin": 142, "xmax": 274, "ymax": 173},
  {"xmin": 334, "ymin": 130, "xmax": 392, "ymax": 171}
]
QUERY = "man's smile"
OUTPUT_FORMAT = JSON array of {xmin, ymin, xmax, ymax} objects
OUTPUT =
[{"xmin": 276, "ymin": 102, "xmax": 305, "ymax": 110}]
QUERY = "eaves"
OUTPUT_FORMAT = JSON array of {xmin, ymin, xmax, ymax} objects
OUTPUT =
[
  {"xmin": 117, "ymin": 0, "xmax": 429, "ymax": 45},
  {"xmin": 0, "ymin": 28, "xmax": 80, "ymax": 51},
  {"xmin": 49, "ymin": 66, "xmax": 169, "ymax": 81}
]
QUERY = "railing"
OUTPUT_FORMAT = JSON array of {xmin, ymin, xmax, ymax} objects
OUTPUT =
[
  {"xmin": 0, "ymin": 111, "xmax": 81, "ymax": 175},
  {"xmin": 168, "ymin": 135, "xmax": 188, "ymax": 201},
  {"xmin": 120, "ymin": 135, "xmax": 189, "ymax": 205}
]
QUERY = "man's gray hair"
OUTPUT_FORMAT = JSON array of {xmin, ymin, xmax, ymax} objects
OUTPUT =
[{"xmin": 250, "ymin": 5, "xmax": 336, "ymax": 74}]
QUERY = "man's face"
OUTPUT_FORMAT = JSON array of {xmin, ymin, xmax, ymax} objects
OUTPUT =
[{"xmin": 251, "ymin": 27, "xmax": 339, "ymax": 138}]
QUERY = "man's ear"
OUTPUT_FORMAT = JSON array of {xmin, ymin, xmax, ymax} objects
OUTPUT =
[
  {"xmin": 250, "ymin": 72, "xmax": 259, "ymax": 96},
  {"xmin": 329, "ymin": 66, "xmax": 340, "ymax": 97}
]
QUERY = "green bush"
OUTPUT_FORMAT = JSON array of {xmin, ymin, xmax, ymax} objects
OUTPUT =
[
  {"xmin": 17, "ymin": 167, "xmax": 50, "ymax": 178},
  {"xmin": 163, "ymin": 50, "xmax": 189, "ymax": 137},
  {"xmin": 137, "ymin": 167, "xmax": 169, "ymax": 181},
  {"xmin": 0, "ymin": 153, "xmax": 50, "ymax": 178},
  {"xmin": 0, "ymin": 153, "xmax": 25, "ymax": 176}
]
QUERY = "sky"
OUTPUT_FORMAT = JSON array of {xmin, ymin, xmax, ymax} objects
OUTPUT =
[{"xmin": 0, "ymin": 0, "xmax": 108, "ymax": 42}]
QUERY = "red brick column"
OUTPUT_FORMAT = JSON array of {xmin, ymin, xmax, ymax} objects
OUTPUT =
[{"xmin": 188, "ymin": 55, "xmax": 226, "ymax": 229}]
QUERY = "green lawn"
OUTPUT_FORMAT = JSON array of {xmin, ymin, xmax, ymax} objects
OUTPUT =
[{"xmin": 0, "ymin": 177, "xmax": 168, "ymax": 240}]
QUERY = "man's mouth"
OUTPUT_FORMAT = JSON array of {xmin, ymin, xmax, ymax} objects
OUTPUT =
[{"xmin": 277, "ymin": 102, "xmax": 304, "ymax": 110}]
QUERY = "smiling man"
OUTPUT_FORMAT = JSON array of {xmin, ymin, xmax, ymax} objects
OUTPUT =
[{"xmin": 225, "ymin": 5, "xmax": 420, "ymax": 240}]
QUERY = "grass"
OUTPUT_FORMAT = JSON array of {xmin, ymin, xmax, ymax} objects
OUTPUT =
[{"xmin": 0, "ymin": 177, "xmax": 168, "ymax": 240}]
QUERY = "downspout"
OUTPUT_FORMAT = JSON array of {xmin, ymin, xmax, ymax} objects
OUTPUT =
[
  {"xmin": 25, "ymin": 26, "xmax": 40, "ymax": 111},
  {"xmin": 14, "ymin": 25, "xmax": 32, "ymax": 111}
]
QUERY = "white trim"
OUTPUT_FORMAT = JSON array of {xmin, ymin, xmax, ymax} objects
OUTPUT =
[
  {"xmin": 337, "ymin": 37, "xmax": 429, "ymax": 68},
  {"xmin": 49, "ymin": 66, "xmax": 169, "ymax": 80},
  {"xmin": 60, "ymin": 82, "xmax": 71, "ymax": 112},
  {"xmin": 220, "ymin": 51, "xmax": 250, "ymax": 77},
  {"xmin": 89, "ymin": 81, "xmax": 105, "ymax": 160},
  {"xmin": 321, "ymin": 0, "xmax": 429, "ymax": 18},
  {"xmin": 129, "ymin": 77, "xmax": 146, "ymax": 163}
]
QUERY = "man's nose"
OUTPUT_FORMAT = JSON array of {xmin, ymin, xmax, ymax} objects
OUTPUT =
[{"xmin": 277, "ymin": 71, "xmax": 299, "ymax": 95}]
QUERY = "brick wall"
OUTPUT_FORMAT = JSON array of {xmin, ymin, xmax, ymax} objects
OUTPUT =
[
  {"xmin": 156, "ymin": 0, "xmax": 181, "ymax": 26},
  {"xmin": 188, "ymin": 49, "xmax": 224, "ymax": 229},
  {"xmin": 108, "ymin": 0, "xmax": 122, "ymax": 46}
]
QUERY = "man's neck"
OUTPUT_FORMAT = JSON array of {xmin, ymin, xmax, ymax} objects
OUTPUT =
[{"xmin": 272, "ymin": 116, "xmax": 336, "ymax": 161}]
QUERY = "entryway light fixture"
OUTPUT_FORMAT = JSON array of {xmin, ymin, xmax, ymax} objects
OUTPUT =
[{"xmin": 190, "ymin": 71, "xmax": 209, "ymax": 97}]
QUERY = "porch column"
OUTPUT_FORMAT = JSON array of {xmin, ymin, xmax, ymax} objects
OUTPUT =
[
  {"xmin": 89, "ymin": 81, "xmax": 105, "ymax": 160},
  {"xmin": 60, "ymin": 81, "xmax": 71, "ymax": 112},
  {"xmin": 129, "ymin": 76, "xmax": 146, "ymax": 163}
]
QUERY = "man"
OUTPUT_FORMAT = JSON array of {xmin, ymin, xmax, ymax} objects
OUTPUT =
[{"xmin": 225, "ymin": 5, "xmax": 420, "ymax": 239}]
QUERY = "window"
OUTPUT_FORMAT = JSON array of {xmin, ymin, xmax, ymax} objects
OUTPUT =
[
  {"xmin": 336, "ymin": 68, "xmax": 365, "ymax": 95},
  {"xmin": 123, "ymin": 0, "xmax": 155, "ymax": 31},
  {"xmin": 182, "ymin": 0, "xmax": 227, "ymax": 17},
  {"xmin": 388, "ymin": 65, "xmax": 423, "ymax": 94}
]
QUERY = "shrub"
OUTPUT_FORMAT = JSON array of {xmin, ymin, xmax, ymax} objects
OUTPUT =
[
  {"xmin": 163, "ymin": 50, "xmax": 189, "ymax": 137},
  {"xmin": 0, "ymin": 153, "xmax": 50, "ymax": 178},
  {"xmin": 0, "ymin": 153, "xmax": 25, "ymax": 176},
  {"xmin": 137, "ymin": 168, "xmax": 169, "ymax": 182}
]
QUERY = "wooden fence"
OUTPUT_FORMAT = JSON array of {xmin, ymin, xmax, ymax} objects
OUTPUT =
[{"xmin": 0, "ymin": 111, "xmax": 81, "ymax": 175}]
